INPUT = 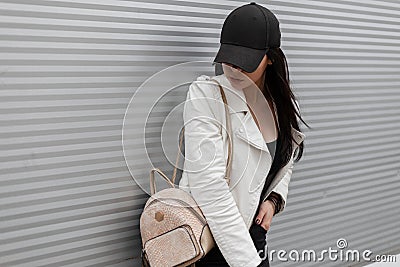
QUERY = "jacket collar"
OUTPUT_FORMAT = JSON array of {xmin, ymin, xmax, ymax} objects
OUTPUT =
[{"xmin": 212, "ymin": 74, "xmax": 305, "ymax": 153}]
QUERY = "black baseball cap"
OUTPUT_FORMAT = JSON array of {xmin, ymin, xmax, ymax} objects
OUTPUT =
[{"xmin": 213, "ymin": 2, "xmax": 281, "ymax": 73}]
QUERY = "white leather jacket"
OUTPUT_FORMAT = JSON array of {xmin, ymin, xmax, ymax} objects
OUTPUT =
[{"xmin": 179, "ymin": 73, "xmax": 306, "ymax": 267}]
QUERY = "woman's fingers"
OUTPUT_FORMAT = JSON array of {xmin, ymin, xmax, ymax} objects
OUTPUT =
[{"xmin": 254, "ymin": 200, "xmax": 275, "ymax": 231}]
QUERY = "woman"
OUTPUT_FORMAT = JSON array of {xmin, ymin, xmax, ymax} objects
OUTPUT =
[{"xmin": 179, "ymin": 2, "xmax": 309, "ymax": 267}]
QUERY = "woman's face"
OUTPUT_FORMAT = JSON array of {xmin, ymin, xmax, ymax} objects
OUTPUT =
[{"xmin": 222, "ymin": 54, "xmax": 271, "ymax": 89}]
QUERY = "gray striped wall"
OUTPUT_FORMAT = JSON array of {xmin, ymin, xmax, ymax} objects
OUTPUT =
[{"xmin": 1, "ymin": 0, "xmax": 399, "ymax": 266}]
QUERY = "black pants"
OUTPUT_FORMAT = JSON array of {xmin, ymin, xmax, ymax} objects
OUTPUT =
[{"xmin": 195, "ymin": 222, "xmax": 269, "ymax": 267}]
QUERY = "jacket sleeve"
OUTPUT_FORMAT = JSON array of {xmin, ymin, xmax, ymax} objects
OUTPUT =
[{"xmin": 182, "ymin": 77, "xmax": 263, "ymax": 267}]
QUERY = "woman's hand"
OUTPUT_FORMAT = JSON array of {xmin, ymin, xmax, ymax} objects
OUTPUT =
[{"xmin": 254, "ymin": 200, "xmax": 276, "ymax": 231}]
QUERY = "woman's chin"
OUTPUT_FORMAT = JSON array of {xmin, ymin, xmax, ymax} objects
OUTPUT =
[{"xmin": 227, "ymin": 77, "xmax": 246, "ymax": 88}]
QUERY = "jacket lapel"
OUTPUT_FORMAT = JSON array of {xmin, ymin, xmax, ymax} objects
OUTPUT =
[
  {"xmin": 215, "ymin": 74, "xmax": 306, "ymax": 153},
  {"xmin": 217, "ymin": 74, "xmax": 269, "ymax": 152}
]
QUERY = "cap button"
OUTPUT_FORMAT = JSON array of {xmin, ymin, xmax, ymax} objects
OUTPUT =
[{"xmin": 250, "ymin": 2, "xmax": 256, "ymax": 4}]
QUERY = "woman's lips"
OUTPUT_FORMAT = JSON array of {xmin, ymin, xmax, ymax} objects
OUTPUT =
[{"xmin": 229, "ymin": 76, "xmax": 243, "ymax": 82}]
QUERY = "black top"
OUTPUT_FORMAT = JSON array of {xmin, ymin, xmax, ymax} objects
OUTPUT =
[
  {"xmin": 259, "ymin": 138, "xmax": 278, "ymax": 201},
  {"xmin": 266, "ymin": 139, "xmax": 277, "ymax": 160},
  {"xmin": 259, "ymin": 138, "xmax": 278, "ymax": 204}
]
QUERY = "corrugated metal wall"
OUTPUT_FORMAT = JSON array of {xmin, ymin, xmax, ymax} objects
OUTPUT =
[{"xmin": 1, "ymin": 0, "xmax": 399, "ymax": 266}]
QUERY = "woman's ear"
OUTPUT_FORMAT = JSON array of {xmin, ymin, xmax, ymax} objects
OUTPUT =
[{"xmin": 265, "ymin": 53, "xmax": 273, "ymax": 65}]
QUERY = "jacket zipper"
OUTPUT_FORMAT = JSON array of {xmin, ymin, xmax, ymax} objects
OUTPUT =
[{"xmin": 146, "ymin": 197, "xmax": 208, "ymax": 225}]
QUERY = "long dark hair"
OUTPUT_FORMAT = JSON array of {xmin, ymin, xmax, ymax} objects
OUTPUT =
[{"xmin": 262, "ymin": 47, "xmax": 311, "ymax": 178}]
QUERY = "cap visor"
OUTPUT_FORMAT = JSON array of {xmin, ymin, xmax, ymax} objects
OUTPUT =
[{"xmin": 213, "ymin": 43, "xmax": 266, "ymax": 73}]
